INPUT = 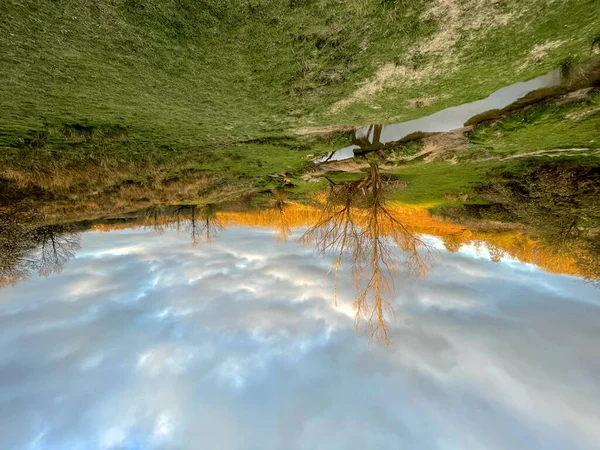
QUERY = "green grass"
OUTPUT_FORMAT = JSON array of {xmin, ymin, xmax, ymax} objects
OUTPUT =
[
  {"xmin": 388, "ymin": 161, "xmax": 490, "ymax": 207},
  {"xmin": 3, "ymin": 0, "xmax": 600, "ymax": 220},
  {"xmin": 397, "ymin": 139, "xmax": 424, "ymax": 157},
  {"xmin": 467, "ymin": 89, "xmax": 600, "ymax": 157},
  {"xmin": 1, "ymin": 0, "xmax": 599, "ymax": 149},
  {"xmin": 385, "ymin": 154, "xmax": 600, "ymax": 216},
  {"xmin": 291, "ymin": 88, "xmax": 600, "ymax": 209}
]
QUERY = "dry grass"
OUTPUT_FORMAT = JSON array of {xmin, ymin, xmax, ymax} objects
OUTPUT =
[
  {"xmin": 32, "ymin": 175, "xmax": 228, "ymax": 224},
  {"xmin": 331, "ymin": 64, "xmax": 436, "ymax": 112},
  {"xmin": 407, "ymin": 95, "xmax": 450, "ymax": 108},
  {"xmin": 1, "ymin": 163, "xmax": 154, "ymax": 191},
  {"xmin": 517, "ymin": 40, "xmax": 567, "ymax": 71},
  {"xmin": 418, "ymin": 0, "xmax": 512, "ymax": 54},
  {"xmin": 294, "ymin": 125, "xmax": 355, "ymax": 136}
]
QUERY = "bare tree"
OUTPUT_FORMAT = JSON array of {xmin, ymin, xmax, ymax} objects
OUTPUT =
[
  {"xmin": 140, "ymin": 206, "xmax": 170, "ymax": 235},
  {"xmin": 302, "ymin": 163, "xmax": 437, "ymax": 345},
  {"xmin": 301, "ymin": 176, "xmax": 363, "ymax": 301}
]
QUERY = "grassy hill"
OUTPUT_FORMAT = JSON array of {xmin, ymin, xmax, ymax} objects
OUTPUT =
[{"xmin": 2, "ymin": 0, "xmax": 599, "ymax": 147}]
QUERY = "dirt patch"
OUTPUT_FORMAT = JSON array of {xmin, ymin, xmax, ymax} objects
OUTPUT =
[
  {"xmin": 301, "ymin": 160, "xmax": 366, "ymax": 183},
  {"xmin": 421, "ymin": 128, "xmax": 469, "ymax": 162},
  {"xmin": 476, "ymin": 147, "xmax": 597, "ymax": 163},
  {"xmin": 531, "ymin": 40, "xmax": 565, "ymax": 62},
  {"xmin": 303, "ymin": 159, "xmax": 399, "ymax": 181},
  {"xmin": 307, "ymin": 160, "xmax": 370, "ymax": 178},
  {"xmin": 500, "ymin": 148, "xmax": 594, "ymax": 160}
]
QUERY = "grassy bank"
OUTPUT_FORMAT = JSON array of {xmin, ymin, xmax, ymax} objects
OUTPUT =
[{"xmin": 466, "ymin": 89, "xmax": 600, "ymax": 158}]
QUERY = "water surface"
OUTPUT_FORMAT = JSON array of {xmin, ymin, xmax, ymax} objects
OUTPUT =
[{"xmin": 1, "ymin": 223, "xmax": 599, "ymax": 450}]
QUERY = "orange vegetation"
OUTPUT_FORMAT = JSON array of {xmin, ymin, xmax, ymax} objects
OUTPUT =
[{"xmin": 91, "ymin": 202, "xmax": 587, "ymax": 279}]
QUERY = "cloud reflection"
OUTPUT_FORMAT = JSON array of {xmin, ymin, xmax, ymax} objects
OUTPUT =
[{"xmin": 0, "ymin": 227, "xmax": 599, "ymax": 450}]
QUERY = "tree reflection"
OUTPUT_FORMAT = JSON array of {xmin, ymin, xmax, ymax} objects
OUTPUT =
[
  {"xmin": 302, "ymin": 163, "xmax": 436, "ymax": 345},
  {"xmin": 0, "ymin": 204, "xmax": 81, "ymax": 287},
  {"xmin": 271, "ymin": 187, "xmax": 292, "ymax": 242},
  {"xmin": 0, "ymin": 204, "xmax": 35, "ymax": 287},
  {"xmin": 190, "ymin": 204, "xmax": 224, "ymax": 245},
  {"xmin": 30, "ymin": 226, "xmax": 81, "ymax": 276},
  {"xmin": 140, "ymin": 204, "xmax": 224, "ymax": 245}
]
